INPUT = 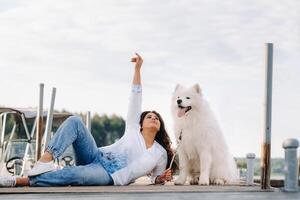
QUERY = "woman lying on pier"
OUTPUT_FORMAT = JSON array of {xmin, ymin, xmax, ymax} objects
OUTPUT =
[{"xmin": 0, "ymin": 53, "xmax": 174, "ymax": 187}]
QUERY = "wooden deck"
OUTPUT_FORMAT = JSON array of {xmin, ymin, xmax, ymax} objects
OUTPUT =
[
  {"xmin": 0, "ymin": 185, "xmax": 275, "ymax": 194},
  {"xmin": 1, "ymin": 180, "xmax": 299, "ymax": 200},
  {"xmin": 1, "ymin": 177, "xmax": 298, "ymax": 196},
  {"xmin": 0, "ymin": 179, "xmax": 276, "ymax": 194}
]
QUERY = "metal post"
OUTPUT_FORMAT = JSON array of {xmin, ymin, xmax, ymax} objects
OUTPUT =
[
  {"xmin": 282, "ymin": 138, "xmax": 299, "ymax": 192},
  {"xmin": 0, "ymin": 115, "xmax": 2, "ymax": 162},
  {"xmin": 43, "ymin": 87, "xmax": 56, "ymax": 152},
  {"xmin": 261, "ymin": 43, "xmax": 273, "ymax": 189},
  {"xmin": 0, "ymin": 115, "xmax": 3, "ymax": 147},
  {"xmin": 35, "ymin": 83, "xmax": 44, "ymax": 161},
  {"xmin": 21, "ymin": 117, "xmax": 37, "ymax": 176},
  {"xmin": 298, "ymin": 155, "xmax": 300, "ymax": 181},
  {"xmin": 0, "ymin": 114, "xmax": 7, "ymax": 158},
  {"xmin": 246, "ymin": 153, "xmax": 256, "ymax": 185},
  {"xmin": 21, "ymin": 114, "xmax": 31, "ymax": 143},
  {"xmin": 86, "ymin": 111, "xmax": 91, "ymax": 133}
]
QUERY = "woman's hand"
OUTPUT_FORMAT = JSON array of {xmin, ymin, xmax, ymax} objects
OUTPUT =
[
  {"xmin": 155, "ymin": 169, "xmax": 173, "ymax": 184},
  {"xmin": 131, "ymin": 53, "xmax": 143, "ymax": 71},
  {"xmin": 131, "ymin": 53, "xmax": 143, "ymax": 85}
]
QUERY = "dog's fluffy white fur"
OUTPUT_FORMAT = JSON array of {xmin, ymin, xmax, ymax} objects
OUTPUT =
[{"xmin": 172, "ymin": 84, "xmax": 238, "ymax": 185}]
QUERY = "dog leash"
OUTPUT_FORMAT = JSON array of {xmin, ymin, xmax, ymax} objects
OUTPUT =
[{"xmin": 168, "ymin": 130, "xmax": 183, "ymax": 169}]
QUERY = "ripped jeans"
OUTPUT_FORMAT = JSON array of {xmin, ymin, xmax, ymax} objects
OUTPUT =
[{"xmin": 29, "ymin": 116, "xmax": 114, "ymax": 186}]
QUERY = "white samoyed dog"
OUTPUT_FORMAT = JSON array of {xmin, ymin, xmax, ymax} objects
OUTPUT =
[{"xmin": 172, "ymin": 84, "xmax": 238, "ymax": 185}]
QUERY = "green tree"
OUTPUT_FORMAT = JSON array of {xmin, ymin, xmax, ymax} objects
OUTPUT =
[{"xmin": 91, "ymin": 114, "xmax": 125, "ymax": 147}]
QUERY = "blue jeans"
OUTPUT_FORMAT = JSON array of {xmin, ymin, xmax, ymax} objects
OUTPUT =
[{"xmin": 29, "ymin": 116, "xmax": 114, "ymax": 186}]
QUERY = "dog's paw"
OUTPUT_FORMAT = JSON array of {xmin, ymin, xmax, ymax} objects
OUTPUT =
[
  {"xmin": 198, "ymin": 176, "xmax": 209, "ymax": 185},
  {"xmin": 189, "ymin": 176, "xmax": 199, "ymax": 185},
  {"xmin": 174, "ymin": 178, "xmax": 186, "ymax": 185},
  {"xmin": 211, "ymin": 178, "xmax": 225, "ymax": 185}
]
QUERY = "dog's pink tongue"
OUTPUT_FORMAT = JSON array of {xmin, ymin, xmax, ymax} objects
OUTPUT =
[{"xmin": 177, "ymin": 108, "xmax": 186, "ymax": 118}]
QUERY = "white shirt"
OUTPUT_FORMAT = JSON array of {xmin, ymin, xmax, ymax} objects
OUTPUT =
[{"xmin": 99, "ymin": 85, "xmax": 167, "ymax": 185}]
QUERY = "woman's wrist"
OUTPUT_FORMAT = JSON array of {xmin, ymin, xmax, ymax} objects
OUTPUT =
[{"xmin": 135, "ymin": 66, "xmax": 141, "ymax": 71}]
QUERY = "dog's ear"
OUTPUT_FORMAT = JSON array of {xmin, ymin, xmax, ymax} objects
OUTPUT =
[
  {"xmin": 174, "ymin": 84, "xmax": 182, "ymax": 92},
  {"xmin": 193, "ymin": 84, "xmax": 202, "ymax": 94}
]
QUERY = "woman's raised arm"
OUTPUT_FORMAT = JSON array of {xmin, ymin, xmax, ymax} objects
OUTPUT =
[{"xmin": 125, "ymin": 53, "xmax": 143, "ymax": 126}]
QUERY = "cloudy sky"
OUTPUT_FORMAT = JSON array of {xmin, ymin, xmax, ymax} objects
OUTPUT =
[{"xmin": 0, "ymin": 0, "xmax": 299, "ymax": 158}]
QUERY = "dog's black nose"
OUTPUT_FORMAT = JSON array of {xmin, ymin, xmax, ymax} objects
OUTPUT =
[{"xmin": 177, "ymin": 99, "xmax": 182, "ymax": 105}]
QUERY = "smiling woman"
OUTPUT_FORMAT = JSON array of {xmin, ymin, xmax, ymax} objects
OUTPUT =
[{"xmin": 0, "ymin": 53, "xmax": 175, "ymax": 187}]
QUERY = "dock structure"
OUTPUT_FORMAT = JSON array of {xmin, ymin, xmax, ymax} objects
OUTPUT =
[
  {"xmin": 0, "ymin": 181, "xmax": 299, "ymax": 200},
  {"xmin": 1, "ymin": 177, "xmax": 299, "ymax": 199}
]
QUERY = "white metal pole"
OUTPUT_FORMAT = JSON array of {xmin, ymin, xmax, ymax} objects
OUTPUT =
[
  {"xmin": 0, "ymin": 114, "xmax": 7, "ymax": 167},
  {"xmin": 282, "ymin": 139, "xmax": 299, "ymax": 192},
  {"xmin": 0, "ymin": 114, "xmax": 3, "ymax": 162},
  {"xmin": 0, "ymin": 114, "xmax": 7, "ymax": 153},
  {"xmin": 246, "ymin": 153, "xmax": 256, "ymax": 185},
  {"xmin": 43, "ymin": 87, "xmax": 56, "ymax": 152},
  {"xmin": 21, "ymin": 117, "xmax": 37, "ymax": 176},
  {"xmin": 35, "ymin": 83, "xmax": 44, "ymax": 161},
  {"xmin": 261, "ymin": 43, "xmax": 273, "ymax": 189},
  {"xmin": 86, "ymin": 111, "xmax": 91, "ymax": 133}
]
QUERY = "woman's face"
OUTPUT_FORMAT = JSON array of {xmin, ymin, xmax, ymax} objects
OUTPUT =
[{"xmin": 142, "ymin": 112, "xmax": 161, "ymax": 132}]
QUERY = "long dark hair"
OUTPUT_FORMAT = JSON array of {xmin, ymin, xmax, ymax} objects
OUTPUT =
[{"xmin": 139, "ymin": 111, "xmax": 177, "ymax": 172}]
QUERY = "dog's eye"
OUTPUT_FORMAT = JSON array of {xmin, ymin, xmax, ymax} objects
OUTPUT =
[{"xmin": 186, "ymin": 97, "xmax": 190, "ymax": 99}]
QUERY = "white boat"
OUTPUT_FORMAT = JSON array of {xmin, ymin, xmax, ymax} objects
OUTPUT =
[{"xmin": 0, "ymin": 107, "xmax": 73, "ymax": 176}]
